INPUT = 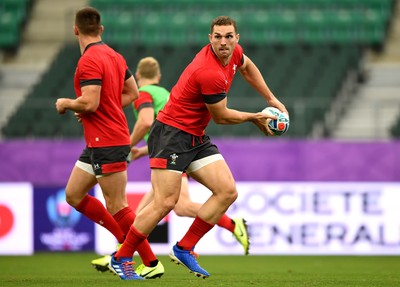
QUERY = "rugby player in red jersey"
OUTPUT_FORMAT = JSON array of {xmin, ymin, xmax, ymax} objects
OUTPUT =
[
  {"xmin": 110, "ymin": 15, "xmax": 288, "ymax": 279},
  {"xmin": 55, "ymin": 7, "xmax": 160, "ymax": 280}
]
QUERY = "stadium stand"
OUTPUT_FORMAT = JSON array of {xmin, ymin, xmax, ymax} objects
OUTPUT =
[
  {"xmin": 0, "ymin": 0, "xmax": 33, "ymax": 52},
  {"xmin": 91, "ymin": 0, "xmax": 394, "ymax": 48},
  {"xmin": 390, "ymin": 82, "xmax": 400, "ymax": 138},
  {"xmin": 0, "ymin": 43, "xmax": 365, "ymax": 139},
  {"xmin": 0, "ymin": 0, "xmax": 396, "ymax": 139},
  {"xmin": 391, "ymin": 120, "xmax": 400, "ymax": 137}
]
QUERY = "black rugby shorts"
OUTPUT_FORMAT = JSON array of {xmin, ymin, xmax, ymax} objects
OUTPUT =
[
  {"xmin": 78, "ymin": 145, "xmax": 130, "ymax": 176},
  {"xmin": 148, "ymin": 120, "xmax": 220, "ymax": 172}
]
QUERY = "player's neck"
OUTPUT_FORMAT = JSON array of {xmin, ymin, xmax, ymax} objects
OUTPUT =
[
  {"xmin": 138, "ymin": 78, "xmax": 159, "ymax": 88},
  {"xmin": 219, "ymin": 55, "xmax": 233, "ymax": 67},
  {"xmin": 79, "ymin": 36, "xmax": 102, "ymax": 54}
]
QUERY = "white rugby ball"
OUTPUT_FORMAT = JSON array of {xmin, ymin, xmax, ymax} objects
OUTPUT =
[{"xmin": 262, "ymin": 107, "xmax": 289, "ymax": 136}]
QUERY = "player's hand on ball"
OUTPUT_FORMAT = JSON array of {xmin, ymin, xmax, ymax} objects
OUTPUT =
[
  {"xmin": 262, "ymin": 107, "xmax": 290, "ymax": 136},
  {"xmin": 252, "ymin": 112, "xmax": 277, "ymax": 136},
  {"xmin": 267, "ymin": 99, "xmax": 289, "ymax": 116}
]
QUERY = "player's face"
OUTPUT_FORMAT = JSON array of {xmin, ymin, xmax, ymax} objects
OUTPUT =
[{"xmin": 209, "ymin": 25, "xmax": 239, "ymax": 62}]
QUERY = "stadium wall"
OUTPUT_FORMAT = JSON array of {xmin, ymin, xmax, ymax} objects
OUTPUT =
[
  {"xmin": 1, "ymin": 139, "xmax": 400, "ymax": 255},
  {"xmin": 1, "ymin": 139, "xmax": 400, "ymax": 184}
]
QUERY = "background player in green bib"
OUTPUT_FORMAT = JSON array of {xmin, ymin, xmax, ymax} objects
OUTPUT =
[{"xmin": 129, "ymin": 57, "xmax": 169, "ymax": 148}]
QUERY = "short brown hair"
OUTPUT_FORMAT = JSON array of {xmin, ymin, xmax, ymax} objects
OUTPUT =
[
  {"xmin": 136, "ymin": 57, "xmax": 160, "ymax": 79},
  {"xmin": 210, "ymin": 16, "xmax": 238, "ymax": 34},
  {"xmin": 75, "ymin": 7, "xmax": 101, "ymax": 36}
]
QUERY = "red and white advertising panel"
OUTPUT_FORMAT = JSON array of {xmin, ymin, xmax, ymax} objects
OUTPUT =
[{"xmin": 0, "ymin": 183, "xmax": 33, "ymax": 255}]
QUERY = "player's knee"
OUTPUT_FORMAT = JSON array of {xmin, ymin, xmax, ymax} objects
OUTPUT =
[
  {"xmin": 165, "ymin": 200, "xmax": 177, "ymax": 212},
  {"xmin": 158, "ymin": 196, "xmax": 177, "ymax": 215},
  {"xmin": 228, "ymin": 189, "xmax": 238, "ymax": 203},
  {"xmin": 65, "ymin": 191, "xmax": 80, "ymax": 208},
  {"xmin": 222, "ymin": 185, "xmax": 238, "ymax": 204},
  {"xmin": 173, "ymin": 196, "xmax": 190, "ymax": 216},
  {"xmin": 173, "ymin": 204, "xmax": 190, "ymax": 217}
]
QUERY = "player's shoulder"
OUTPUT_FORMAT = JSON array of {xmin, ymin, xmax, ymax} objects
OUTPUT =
[
  {"xmin": 194, "ymin": 47, "xmax": 220, "ymax": 70},
  {"xmin": 191, "ymin": 62, "xmax": 221, "ymax": 82},
  {"xmin": 233, "ymin": 44, "xmax": 244, "ymax": 62}
]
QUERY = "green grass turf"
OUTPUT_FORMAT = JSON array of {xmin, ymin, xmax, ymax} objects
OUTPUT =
[{"xmin": 0, "ymin": 253, "xmax": 399, "ymax": 287}]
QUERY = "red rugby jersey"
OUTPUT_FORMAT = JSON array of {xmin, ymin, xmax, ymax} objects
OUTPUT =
[
  {"xmin": 74, "ymin": 42, "xmax": 131, "ymax": 147},
  {"xmin": 157, "ymin": 44, "xmax": 244, "ymax": 136}
]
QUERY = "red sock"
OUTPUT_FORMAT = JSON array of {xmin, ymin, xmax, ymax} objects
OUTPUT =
[
  {"xmin": 178, "ymin": 216, "xmax": 214, "ymax": 250},
  {"xmin": 115, "ymin": 225, "xmax": 147, "ymax": 260},
  {"xmin": 114, "ymin": 207, "xmax": 157, "ymax": 266},
  {"xmin": 216, "ymin": 214, "xmax": 235, "ymax": 233},
  {"xmin": 113, "ymin": 206, "xmax": 135, "ymax": 235},
  {"xmin": 76, "ymin": 195, "xmax": 125, "ymax": 243}
]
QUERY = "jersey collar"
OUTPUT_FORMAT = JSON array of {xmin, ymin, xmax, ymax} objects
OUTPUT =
[{"xmin": 83, "ymin": 41, "xmax": 104, "ymax": 53}]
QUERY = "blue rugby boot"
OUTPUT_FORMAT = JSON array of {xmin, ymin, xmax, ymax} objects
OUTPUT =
[
  {"xmin": 108, "ymin": 253, "xmax": 144, "ymax": 280},
  {"xmin": 169, "ymin": 244, "xmax": 210, "ymax": 278}
]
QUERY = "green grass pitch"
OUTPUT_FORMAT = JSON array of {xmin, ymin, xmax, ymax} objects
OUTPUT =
[{"xmin": 0, "ymin": 253, "xmax": 399, "ymax": 287}]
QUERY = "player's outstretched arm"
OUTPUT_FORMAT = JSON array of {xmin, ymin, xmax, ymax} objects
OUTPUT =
[
  {"xmin": 206, "ymin": 98, "xmax": 276, "ymax": 136},
  {"xmin": 239, "ymin": 55, "xmax": 288, "ymax": 116}
]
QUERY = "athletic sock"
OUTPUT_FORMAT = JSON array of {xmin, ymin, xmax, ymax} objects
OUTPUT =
[
  {"xmin": 177, "ymin": 216, "xmax": 214, "ymax": 250},
  {"xmin": 113, "ymin": 206, "xmax": 135, "ymax": 235},
  {"xmin": 113, "ymin": 207, "xmax": 157, "ymax": 266},
  {"xmin": 76, "ymin": 195, "xmax": 125, "ymax": 243},
  {"xmin": 216, "ymin": 214, "xmax": 235, "ymax": 233},
  {"xmin": 115, "ymin": 225, "xmax": 148, "ymax": 260}
]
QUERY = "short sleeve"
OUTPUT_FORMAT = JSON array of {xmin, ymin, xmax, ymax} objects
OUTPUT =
[
  {"xmin": 197, "ymin": 69, "xmax": 226, "ymax": 95},
  {"xmin": 78, "ymin": 56, "xmax": 102, "ymax": 87},
  {"xmin": 134, "ymin": 91, "xmax": 153, "ymax": 111}
]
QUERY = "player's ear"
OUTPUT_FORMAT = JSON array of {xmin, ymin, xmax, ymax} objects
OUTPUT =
[
  {"xmin": 73, "ymin": 25, "xmax": 79, "ymax": 36},
  {"xmin": 236, "ymin": 34, "xmax": 240, "ymax": 43}
]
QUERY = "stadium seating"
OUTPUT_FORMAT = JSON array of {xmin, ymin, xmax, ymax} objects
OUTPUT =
[
  {"xmin": 1, "ymin": 43, "xmax": 363, "ymax": 138},
  {"xmin": 390, "ymin": 118, "xmax": 400, "ymax": 138},
  {"xmin": 1, "ymin": 0, "xmax": 392, "ymax": 138},
  {"xmin": 0, "ymin": 0, "xmax": 32, "ymax": 52},
  {"xmin": 90, "ymin": 0, "xmax": 394, "ymax": 47}
]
